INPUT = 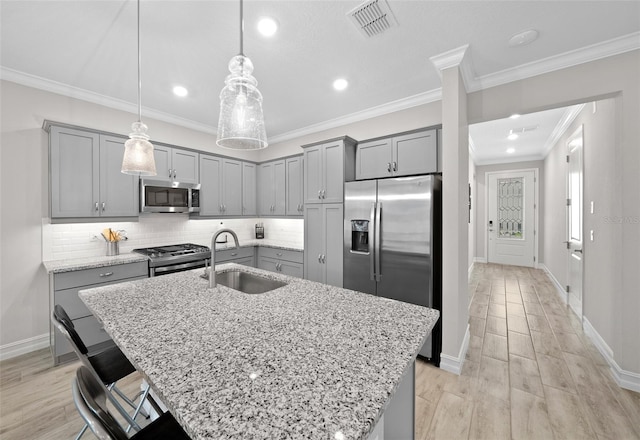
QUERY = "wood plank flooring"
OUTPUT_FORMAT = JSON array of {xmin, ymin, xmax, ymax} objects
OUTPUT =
[
  {"xmin": 1, "ymin": 263, "xmax": 639, "ymax": 439},
  {"xmin": 416, "ymin": 263, "xmax": 640, "ymax": 440}
]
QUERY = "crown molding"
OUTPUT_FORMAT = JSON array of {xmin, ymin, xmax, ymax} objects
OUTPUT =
[
  {"xmin": 469, "ymin": 31, "xmax": 640, "ymax": 92},
  {"xmin": 0, "ymin": 67, "xmax": 218, "ymax": 135},
  {"xmin": 429, "ymin": 44, "xmax": 474, "ymax": 91},
  {"xmin": 542, "ymin": 104, "xmax": 586, "ymax": 157},
  {"xmin": 473, "ymin": 153, "xmax": 546, "ymax": 167},
  {"xmin": 268, "ymin": 88, "xmax": 442, "ymax": 144},
  {"xmin": 3, "ymin": 31, "xmax": 638, "ymax": 145}
]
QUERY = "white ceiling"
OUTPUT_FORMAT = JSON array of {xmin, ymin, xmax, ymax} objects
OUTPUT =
[{"xmin": 1, "ymin": 1, "xmax": 639, "ymax": 162}]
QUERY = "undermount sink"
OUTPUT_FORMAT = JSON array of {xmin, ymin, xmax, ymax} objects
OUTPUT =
[{"xmin": 202, "ymin": 269, "xmax": 287, "ymax": 294}]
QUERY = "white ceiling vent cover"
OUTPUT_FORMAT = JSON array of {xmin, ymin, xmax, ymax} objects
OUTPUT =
[{"xmin": 347, "ymin": 0, "xmax": 398, "ymax": 38}]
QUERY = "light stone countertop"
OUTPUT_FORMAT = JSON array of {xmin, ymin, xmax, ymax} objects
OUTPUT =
[
  {"xmin": 43, "ymin": 241, "xmax": 303, "ymax": 274},
  {"xmin": 79, "ymin": 264, "xmax": 439, "ymax": 440}
]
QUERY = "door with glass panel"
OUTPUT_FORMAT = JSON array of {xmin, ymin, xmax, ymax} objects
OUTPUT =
[
  {"xmin": 566, "ymin": 126, "xmax": 584, "ymax": 317},
  {"xmin": 487, "ymin": 170, "xmax": 537, "ymax": 267}
]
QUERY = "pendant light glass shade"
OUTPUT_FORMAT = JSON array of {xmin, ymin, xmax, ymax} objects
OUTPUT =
[
  {"xmin": 217, "ymin": 55, "xmax": 268, "ymax": 149},
  {"xmin": 121, "ymin": 0, "xmax": 157, "ymax": 175},
  {"xmin": 216, "ymin": 0, "xmax": 268, "ymax": 150},
  {"xmin": 122, "ymin": 121, "xmax": 157, "ymax": 176}
]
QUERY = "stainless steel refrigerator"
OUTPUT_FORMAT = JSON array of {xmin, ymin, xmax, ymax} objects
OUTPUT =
[{"xmin": 343, "ymin": 175, "xmax": 441, "ymax": 364}]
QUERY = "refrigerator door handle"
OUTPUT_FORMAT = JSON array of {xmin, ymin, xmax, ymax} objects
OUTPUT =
[
  {"xmin": 369, "ymin": 202, "xmax": 376, "ymax": 281},
  {"xmin": 374, "ymin": 202, "xmax": 382, "ymax": 281}
]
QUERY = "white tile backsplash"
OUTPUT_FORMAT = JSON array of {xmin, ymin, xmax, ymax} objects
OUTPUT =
[{"xmin": 42, "ymin": 215, "xmax": 304, "ymax": 261}]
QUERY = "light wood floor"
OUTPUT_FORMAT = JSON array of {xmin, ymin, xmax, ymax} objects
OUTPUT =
[{"xmin": 1, "ymin": 263, "xmax": 639, "ymax": 439}]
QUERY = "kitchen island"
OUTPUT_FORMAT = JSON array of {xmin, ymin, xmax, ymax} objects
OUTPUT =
[{"xmin": 79, "ymin": 264, "xmax": 439, "ymax": 439}]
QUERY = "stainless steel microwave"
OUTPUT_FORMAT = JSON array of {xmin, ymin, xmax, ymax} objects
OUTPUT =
[{"xmin": 140, "ymin": 179, "xmax": 200, "ymax": 213}]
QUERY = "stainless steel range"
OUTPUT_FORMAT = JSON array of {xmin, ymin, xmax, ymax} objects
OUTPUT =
[{"xmin": 133, "ymin": 243, "xmax": 210, "ymax": 277}]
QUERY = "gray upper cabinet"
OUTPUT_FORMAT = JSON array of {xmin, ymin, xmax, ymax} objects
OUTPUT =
[
  {"xmin": 242, "ymin": 162, "xmax": 257, "ymax": 216},
  {"xmin": 355, "ymin": 128, "xmax": 439, "ymax": 180},
  {"xmin": 258, "ymin": 160, "xmax": 286, "ymax": 216},
  {"xmin": 199, "ymin": 155, "xmax": 243, "ymax": 216},
  {"xmin": 303, "ymin": 137, "xmax": 356, "ymax": 205},
  {"xmin": 285, "ymin": 156, "xmax": 304, "ymax": 216},
  {"xmin": 50, "ymin": 126, "xmax": 138, "ymax": 218},
  {"xmin": 154, "ymin": 145, "xmax": 199, "ymax": 184}
]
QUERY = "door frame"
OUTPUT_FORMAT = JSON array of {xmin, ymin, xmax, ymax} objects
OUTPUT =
[
  {"xmin": 566, "ymin": 125, "xmax": 584, "ymax": 319},
  {"xmin": 485, "ymin": 168, "xmax": 539, "ymax": 267}
]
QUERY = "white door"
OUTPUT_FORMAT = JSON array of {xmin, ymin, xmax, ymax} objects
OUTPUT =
[
  {"xmin": 567, "ymin": 126, "xmax": 584, "ymax": 318},
  {"xmin": 487, "ymin": 170, "xmax": 537, "ymax": 267}
]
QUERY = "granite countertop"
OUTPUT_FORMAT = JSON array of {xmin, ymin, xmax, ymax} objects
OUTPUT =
[
  {"xmin": 42, "ymin": 253, "xmax": 149, "ymax": 274},
  {"xmin": 79, "ymin": 264, "xmax": 439, "ymax": 440},
  {"xmin": 43, "ymin": 241, "xmax": 303, "ymax": 274}
]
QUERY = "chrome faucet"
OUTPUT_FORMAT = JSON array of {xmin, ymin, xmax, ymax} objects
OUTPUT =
[{"xmin": 208, "ymin": 228, "xmax": 239, "ymax": 288}]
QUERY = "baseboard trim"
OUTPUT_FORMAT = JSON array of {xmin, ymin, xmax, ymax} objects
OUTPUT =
[
  {"xmin": 0, "ymin": 333, "xmax": 50, "ymax": 361},
  {"xmin": 468, "ymin": 261, "xmax": 475, "ymax": 281},
  {"xmin": 474, "ymin": 257, "xmax": 487, "ymax": 264},
  {"xmin": 539, "ymin": 263, "xmax": 568, "ymax": 305},
  {"xmin": 439, "ymin": 324, "xmax": 470, "ymax": 375},
  {"xmin": 583, "ymin": 318, "xmax": 640, "ymax": 392}
]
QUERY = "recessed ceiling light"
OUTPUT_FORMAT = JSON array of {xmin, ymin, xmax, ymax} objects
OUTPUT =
[
  {"xmin": 333, "ymin": 78, "xmax": 348, "ymax": 91},
  {"xmin": 506, "ymin": 147, "xmax": 515, "ymax": 154},
  {"xmin": 508, "ymin": 132, "xmax": 519, "ymax": 141},
  {"xmin": 172, "ymin": 85, "xmax": 188, "ymax": 97},
  {"xmin": 509, "ymin": 113, "xmax": 521, "ymax": 119},
  {"xmin": 257, "ymin": 17, "xmax": 278, "ymax": 37},
  {"xmin": 508, "ymin": 29, "xmax": 539, "ymax": 47}
]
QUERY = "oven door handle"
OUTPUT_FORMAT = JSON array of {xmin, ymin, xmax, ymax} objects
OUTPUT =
[{"xmin": 152, "ymin": 260, "xmax": 206, "ymax": 276}]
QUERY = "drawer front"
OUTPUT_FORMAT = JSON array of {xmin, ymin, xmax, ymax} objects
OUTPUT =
[
  {"xmin": 280, "ymin": 261, "xmax": 303, "ymax": 278},
  {"xmin": 216, "ymin": 247, "xmax": 254, "ymax": 263},
  {"xmin": 56, "ymin": 275, "xmax": 148, "ymax": 320},
  {"xmin": 258, "ymin": 257, "xmax": 279, "ymax": 273},
  {"xmin": 257, "ymin": 247, "xmax": 303, "ymax": 263},
  {"xmin": 54, "ymin": 261, "xmax": 148, "ymax": 290},
  {"xmin": 234, "ymin": 256, "xmax": 255, "ymax": 267},
  {"xmin": 54, "ymin": 315, "xmax": 112, "ymax": 357}
]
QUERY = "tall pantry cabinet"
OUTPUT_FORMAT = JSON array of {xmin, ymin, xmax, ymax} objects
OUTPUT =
[{"xmin": 302, "ymin": 136, "xmax": 356, "ymax": 287}]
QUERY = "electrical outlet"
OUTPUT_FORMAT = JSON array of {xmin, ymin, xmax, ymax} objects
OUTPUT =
[{"xmin": 590, "ymin": 230, "xmax": 594, "ymax": 241}]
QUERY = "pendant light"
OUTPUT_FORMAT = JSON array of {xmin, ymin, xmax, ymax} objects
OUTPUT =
[
  {"xmin": 216, "ymin": 0, "xmax": 268, "ymax": 150},
  {"xmin": 122, "ymin": 0, "xmax": 157, "ymax": 175}
]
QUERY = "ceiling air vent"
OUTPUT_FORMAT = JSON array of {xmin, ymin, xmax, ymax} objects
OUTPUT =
[{"xmin": 347, "ymin": 0, "xmax": 398, "ymax": 38}]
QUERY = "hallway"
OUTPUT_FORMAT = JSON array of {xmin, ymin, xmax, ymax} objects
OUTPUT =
[{"xmin": 415, "ymin": 263, "xmax": 640, "ymax": 439}]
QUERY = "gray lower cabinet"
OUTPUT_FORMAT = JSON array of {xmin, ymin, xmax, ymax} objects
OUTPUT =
[
  {"xmin": 304, "ymin": 204, "xmax": 343, "ymax": 287},
  {"xmin": 199, "ymin": 155, "xmax": 243, "ymax": 216},
  {"xmin": 258, "ymin": 160, "xmax": 286, "ymax": 216},
  {"xmin": 285, "ymin": 156, "xmax": 304, "ymax": 216},
  {"xmin": 49, "ymin": 126, "xmax": 138, "ymax": 218},
  {"xmin": 355, "ymin": 128, "xmax": 439, "ymax": 180},
  {"xmin": 50, "ymin": 261, "xmax": 148, "ymax": 364},
  {"xmin": 257, "ymin": 247, "xmax": 303, "ymax": 278},
  {"xmin": 153, "ymin": 145, "xmax": 199, "ymax": 184},
  {"xmin": 215, "ymin": 247, "xmax": 255, "ymax": 267}
]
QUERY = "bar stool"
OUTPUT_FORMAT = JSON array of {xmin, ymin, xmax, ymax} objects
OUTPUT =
[
  {"xmin": 52, "ymin": 305, "xmax": 151, "ymax": 438},
  {"xmin": 73, "ymin": 366, "xmax": 191, "ymax": 440}
]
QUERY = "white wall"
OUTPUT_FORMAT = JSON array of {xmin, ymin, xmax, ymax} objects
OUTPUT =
[
  {"xmin": 468, "ymin": 49, "xmax": 640, "ymax": 376},
  {"xmin": 468, "ymin": 158, "xmax": 476, "ymax": 271},
  {"xmin": 474, "ymin": 160, "xmax": 545, "ymax": 262}
]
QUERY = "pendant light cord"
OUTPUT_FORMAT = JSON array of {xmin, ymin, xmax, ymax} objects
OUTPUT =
[
  {"xmin": 137, "ymin": 0, "xmax": 142, "ymax": 123},
  {"xmin": 239, "ymin": 0, "xmax": 244, "ymax": 56}
]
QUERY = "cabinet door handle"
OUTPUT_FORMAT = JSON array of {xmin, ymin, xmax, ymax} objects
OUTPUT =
[
  {"xmin": 99, "ymin": 272, "xmax": 114, "ymax": 277},
  {"xmin": 277, "ymin": 263, "xmax": 282, "ymax": 271},
  {"xmin": 168, "ymin": 169, "xmax": 173, "ymax": 178},
  {"xmin": 318, "ymin": 254, "xmax": 322, "ymax": 263},
  {"xmin": 392, "ymin": 161, "xmax": 397, "ymax": 172},
  {"xmin": 321, "ymin": 254, "xmax": 326, "ymax": 264},
  {"xmin": 95, "ymin": 202, "xmax": 99, "ymax": 212},
  {"xmin": 276, "ymin": 252, "xmax": 283, "ymax": 257},
  {"xmin": 101, "ymin": 202, "xmax": 106, "ymax": 212},
  {"xmin": 318, "ymin": 190, "xmax": 322, "ymax": 199},
  {"xmin": 173, "ymin": 170, "xmax": 177, "ymax": 179},
  {"xmin": 321, "ymin": 189, "xmax": 326, "ymax": 199},
  {"xmin": 231, "ymin": 252, "xmax": 238, "ymax": 256},
  {"xmin": 387, "ymin": 162, "xmax": 391, "ymax": 173}
]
